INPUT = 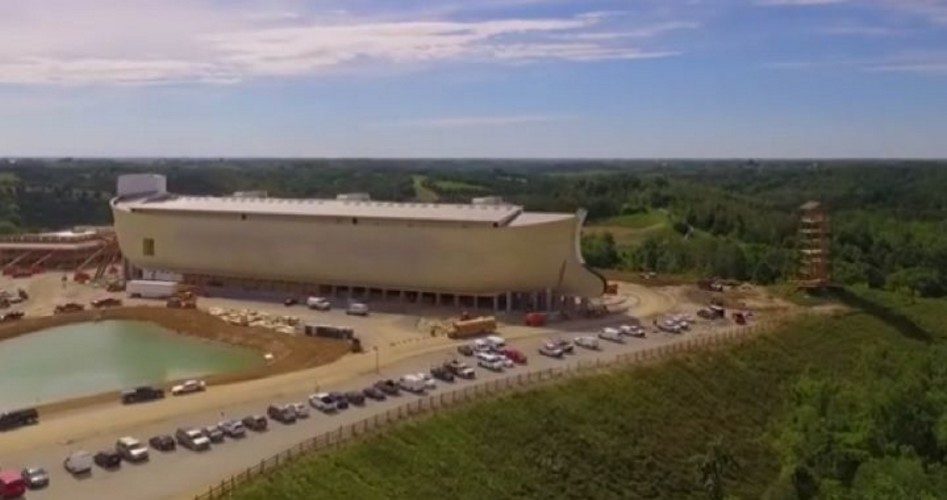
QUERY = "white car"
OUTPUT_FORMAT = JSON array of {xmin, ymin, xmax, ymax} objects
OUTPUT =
[
  {"xmin": 63, "ymin": 451, "xmax": 93, "ymax": 475},
  {"xmin": 414, "ymin": 372, "xmax": 437, "ymax": 390},
  {"xmin": 171, "ymin": 379, "xmax": 206, "ymax": 396},
  {"xmin": 598, "ymin": 327, "xmax": 624, "ymax": 343},
  {"xmin": 398, "ymin": 375, "xmax": 427, "ymax": 394},
  {"xmin": 618, "ymin": 324, "xmax": 636, "ymax": 335},
  {"xmin": 574, "ymin": 336, "xmax": 600, "ymax": 350},
  {"xmin": 309, "ymin": 393, "xmax": 337, "ymax": 413},
  {"xmin": 485, "ymin": 335, "xmax": 506, "ymax": 348},
  {"xmin": 306, "ymin": 296, "xmax": 331, "ymax": 310},
  {"xmin": 497, "ymin": 354, "xmax": 515, "ymax": 368},
  {"xmin": 477, "ymin": 353, "xmax": 505, "ymax": 371},
  {"xmin": 346, "ymin": 302, "xmax": 369, "ymax": 316},
  {"xmin": 292, "ymin": 402, "xmax": 310, "ymax": 418},
  {"xmin": 658, "ymin": 320, "xmax": 681, "ymax": 334},
  {"xmin": 115, "ymin": 436, "xmax": 149, "ymax": 462}
]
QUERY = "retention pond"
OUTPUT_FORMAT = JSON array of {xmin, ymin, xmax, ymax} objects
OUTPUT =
[{"xmin": 0, "ymin": 320, "xmax": 262, "ymax": 410}]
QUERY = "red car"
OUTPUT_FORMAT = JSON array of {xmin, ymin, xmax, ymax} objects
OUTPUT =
[
  {"xmin": 0, "ymin": 470, "xmax": 26, "ymax": 498},
  {"xmin": 501, "ymin": 348, "xmax": 528, "ymax": 365}
]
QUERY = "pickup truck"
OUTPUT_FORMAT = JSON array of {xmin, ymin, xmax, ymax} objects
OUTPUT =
[
  {"xmin": 115, "ymin": 437, "xmax": 149, "ymax": 462},
  {"xmin": 0, "ymin": 408, "xmax": 38, "ymax": 431},
  {"xmin": 175, "ymin": 428, "xmax": 211, "ymax": 451},
  {"xmin": 121, "ymin": 386, "xmax": 164, "ymax": 404}
]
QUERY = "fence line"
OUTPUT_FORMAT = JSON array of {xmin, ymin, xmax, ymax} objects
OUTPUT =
[{"xmin": 195, "ymin": 321, "xmax": 770, "ymax": 500}]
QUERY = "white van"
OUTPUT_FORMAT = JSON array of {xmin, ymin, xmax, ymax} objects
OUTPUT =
[
  {"xmin": 346, "ymin": 302, "xmax": 369, "ymax": 316},
  {"xmin": 306, "ymin": 297, "xmax": 331, "ymax": 311}
]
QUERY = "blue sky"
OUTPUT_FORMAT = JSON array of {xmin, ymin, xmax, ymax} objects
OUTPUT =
[{"xmin": 0, "ymin": 0, "xmax": 945, "ymax": 158}]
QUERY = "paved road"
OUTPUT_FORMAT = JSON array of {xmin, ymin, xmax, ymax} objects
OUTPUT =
[{"xmin": 1, "ymin": 319, "xmax": 732, "ymax": 500}]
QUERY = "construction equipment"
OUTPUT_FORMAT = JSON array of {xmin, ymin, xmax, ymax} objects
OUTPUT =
[{"xmin": 166, "ymin": 290, "xmax": 197, "ymax": 309}]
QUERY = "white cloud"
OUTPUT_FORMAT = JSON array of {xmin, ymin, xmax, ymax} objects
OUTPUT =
[{"xmin": 0, "ymin": 2, "xmax": 682, "ymax": 86}]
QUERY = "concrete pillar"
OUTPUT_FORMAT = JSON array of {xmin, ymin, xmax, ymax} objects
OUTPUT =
[
  {"xmin": 506, "ymin": 292, "xmax": 513, "ymax": 313},
  {"xmin": 493, "ymin": 295, "xmax": 499, "ymax": 311}
]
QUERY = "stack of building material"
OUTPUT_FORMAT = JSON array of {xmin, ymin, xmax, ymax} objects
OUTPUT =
[{"xmin": 206, "ymin": 307, "xmax": 299, "ymax": 334}]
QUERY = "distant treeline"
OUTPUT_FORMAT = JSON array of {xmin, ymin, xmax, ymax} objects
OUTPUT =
[{"xmin": 1, "ymin": 158, "xmax": 944, "ymax": 297}]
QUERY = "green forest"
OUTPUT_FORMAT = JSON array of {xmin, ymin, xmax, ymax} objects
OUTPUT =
[{"xmin": 1, "ymin": 158, "xmax": 944, "ymax": 297}]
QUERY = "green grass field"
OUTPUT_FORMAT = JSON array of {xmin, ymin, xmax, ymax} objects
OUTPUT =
[
  {"xmin": 233, "ymin": 291, "xmax": 946, "ymax": 500},
  {"xmin": 585, "ymin": 210, "xmax": 673, "ymax": 248},
  {"xmin": 411, "ymin": 175, "xmax": 439, "ymax": 202},
  {"xmin": 431, "ymin": 179, "xmax": 487, "ymax": 193}
]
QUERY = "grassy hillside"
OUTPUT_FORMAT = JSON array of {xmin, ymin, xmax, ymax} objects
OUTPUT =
[{"xmin": 233, "ymin": 291, "xmax": 946, "ymax": 500}]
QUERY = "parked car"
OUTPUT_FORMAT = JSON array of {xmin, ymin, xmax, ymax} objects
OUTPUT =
[
  {"xmin": 415, "ymin": 372, "xmax": 437, "ymax": 390},
  {"xmin": 362, "ymin": 386, "xmax": 387, "ymax": 401},
  {"xmin": 53, "ymin": 302, "xmax": 84, "ymax": 314},
  {"xmin": 242, "ymin": 415, "xmax": 268, "ymax": 432},
  {"xmin": 175, "ymin": 427, "xmax": 211, "ymax": 451},
  {"xmin": 445, "ymin": 359, "xmax": 476, "ymax": 379},
  {"xmin": 219, "ymin": 420, "xmax": 247, "ymax": 438},
  {"xmin": 477, "ymin": 353, "xmax": 505, "ymax": 372},
  {"xmin": 20, "ymin": 467, "xmax": 48, "ymax": 489},
  {"xmin": 598, "ymin": 327, "xmax": 625, "ymax": 343},
  {"xmin": 501, "ymin": 348, "xmax": 528, "ymax": 365},
  {"xmin": 344, "ymin": 391, "xmax": 366, "ymax": 406},
  {"xmin": 0, "ymin": 311, "xmax": 24, "ymax": 323},
  {"xmin": 63, "ymin": 451, "xmax": 93, "ymax": 475},
  {"xmin": 148, "ymin": 434, "xmax": 176, "ymax": 452},
  {"xmin": 202, "ymin": 425, "xmax": 225, "ymax": 443},
  {"xmin": 430, "ymin": 365, "xmax": 455, "ymax": 382},
  {"xmin": 485, "ymin": 335, "xmax": 506, "ymax": 348},
  {"xmin": 456, "ymin": 344, "xmax": 474, "ymax": 357},
  {"xmin": 538, "ymin": 343, "xmax": 565, "ymax": 358},
  {"xmin": 283, "ymin": 297, "xmax": 299, "ymax": 307},
  {"xmin": 328, "ymin": 392, "xmax": 350, "ymax": 410},
  {"xmin": 306, "ymin": 296, "xmax": 331, "ymax": 310},
  {"xmin": 91, "ymin": 297, "xmax": 122, "ymax": 309},
  {"xmin": 0, "ymin": 470, "xmax": 26, "ymax": 498},
  {"xmin": 267, "ymin": 405, "xmax": 297, "ymax": 424},
  {"xmin": 291, "ymin": 402, "xmax": 310, "ymax": 419},
  {"xmin": 120, "ymin": 385, "xmax": 164, "ymax": 404},
  {"xmin": 93, "ymin": 450, "xmax": 121, "ymax": 469},
  {"xmin": 115, "ymin": 436, "xmax": 149, "ymax": 462},
  {"xmin": 550, "ymin": 338, "xmax": 575, "ymax": 354},
  {"xmin": 0, "ymin": 408, "xmax": 38, "ymax": 431},
  {"xmin": 346, "ymin": 302, "xmax": 369, "ymax": 316},
  {"xmin": 309, "ymin": 393, "xmax": 338, "ymax": 413},
  {"xmin": 574, "ymin": 336, "xmax": 600, "ymax": 350},
  {"xmin": 374, "ymin": 379, "xmax": 400, "ymax": 396},
  {"xmin": 170, "ymin": 379, "xmax": 206, "ymax": 396},
  {"xmin": 398, "ymin": 375, "xmax": 427, "ymax": 394}
]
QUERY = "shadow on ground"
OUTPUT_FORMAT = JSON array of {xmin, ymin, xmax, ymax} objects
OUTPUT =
[{"xmin": 827, "ymin": 287, "xmax": 933, "ymax": 343}]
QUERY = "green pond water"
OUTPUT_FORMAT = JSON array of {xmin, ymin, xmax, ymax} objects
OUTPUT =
[{"xmin": 0, "ymin": 320, "xmax": 262, "ymax": 410}]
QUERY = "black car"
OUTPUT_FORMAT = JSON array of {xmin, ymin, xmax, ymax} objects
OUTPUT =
[
  {"xmin": 120, "ymin": 386, "xmax": 165, "ymax": 404},
  {"xmin": 267, "ymin": 405, "xmax": 297, "ymax": 424},
  {"xmin": 149, "ymin": 434, "xmax": 176, "ymax": 452},
  {"xmin": 21, "ymin": 467, "xmax": 49, "ymax": 489},
  {"xmin": 0, "ymin": 407, "xmax": 38, "ymax": 431},
  {"xmin": 362, "ymin": 386, "xmax": 386, "ymax": 401},
  {"xmin": 430, "ymin": 366, "xmax": 455, "ymax": 382},
  {"xmin": 219, "ymin": 420, "xmax": 247, "ymax": 438},
  {"xmin": 328, "ymin": 392, "xmax": 349, "ymax": 410},
  {"xmin": 283, "ymin": 298, "xmax": 298, "ymax": 307},
  {"xmin": 456, "ymin": 344, "xmax": 474, "ymax": 357},
  {"xmin": 242, "ymin": 415, "xmax": 268, "ymax": 432},
  {"xmin": 374, "ymin": 379, "xmax": 400, "ymax": 396},
  {"xmin": 202, "ymin": 425, "xmax": 225, "ymax": 443},
  {"xmin": 93, "ymin": 450, "xmax": 121, "ymax": 469},
  {"xmin": 344, "ymin": 391, "xmax": 366, "ymax": 406}
]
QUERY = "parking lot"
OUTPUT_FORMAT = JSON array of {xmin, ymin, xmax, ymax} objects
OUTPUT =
[{"xmin": 0, "ymin": 313, "xmax": 753, "ymax": 500}]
